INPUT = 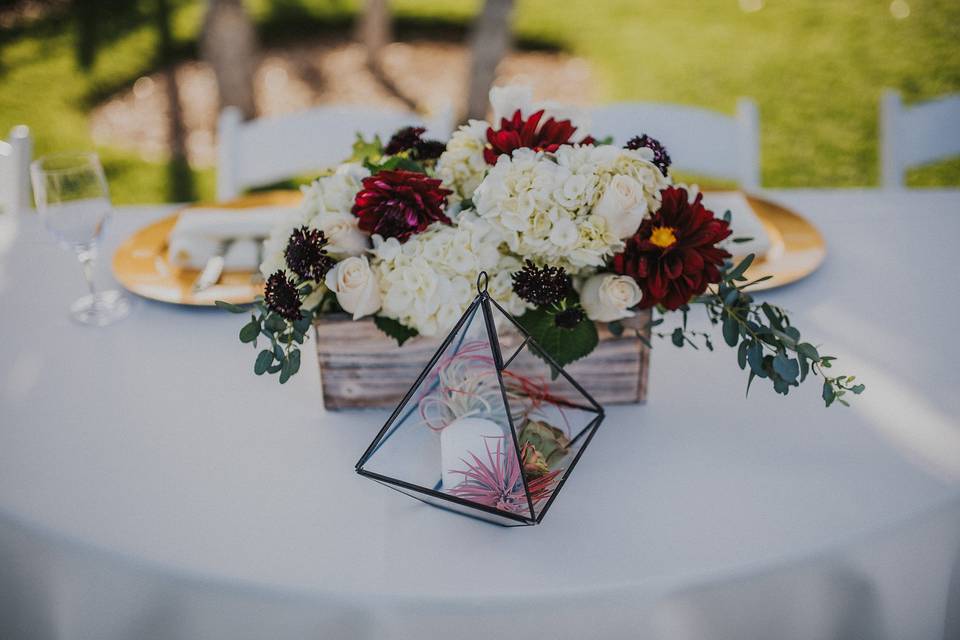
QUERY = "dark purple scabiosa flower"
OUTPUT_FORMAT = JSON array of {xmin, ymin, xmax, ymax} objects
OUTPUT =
[
  {"xmin": 511, "ymin": 260, "xmax": 572, "ymax": 307},
  {"xmin": 284, "ymin": 226, "xmax": 335, "ymax": 282},
  {"xmin": 264, "ymin": 271, "xmax": 302, "ymax": 321},
  {"xmin": 625, "ymin": 134, "xmax": 672, "ymax": 176},
  {"xmin": 384, "ymin": 126, "xmax": 426, "ymax": 155},
  {"xmin": 411, "ymin": 139, "xmax": 447, "ymax": 161},
  {"xmin": 384, "ymin": 126, "xmax": 447, "ymax": 161}
]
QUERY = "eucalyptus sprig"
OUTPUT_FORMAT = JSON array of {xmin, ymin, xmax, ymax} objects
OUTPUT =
[
  {"xmin": 687, "ymin": 253, "xmax": 863, "ymax": 406},
  {"xmin": 217, "ymin": 295, "xmax": 317, "ymax": 384}
]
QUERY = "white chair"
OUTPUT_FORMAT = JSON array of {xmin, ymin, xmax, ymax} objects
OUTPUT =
[
  {"xmin": 216, "ymin": 105, "xmax": 454, "ymax": 201},
  {"xmin": 589, "ymin": 99, "xmax": 760, "ymax": 189},
  {"xmin": 880, "ymin": 90, "xmax": 960, "ymax": 189},
  {"xmin": 0, "ymin": 125, "xmax": 33, "ymax": 215}
]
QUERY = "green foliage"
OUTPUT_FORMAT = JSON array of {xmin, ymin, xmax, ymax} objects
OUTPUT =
[
  {"xmin": 374, "ymin": 315, "xmax": 419, "ymax": 346},
  {"xmin": 670, "ymin": 253, "xmax": 866, "ymax": 407},
  {"xmin": 349, "ymin": 133, "xmax": 384, "ymax": 166},
  {"xmin": 221, "ymin": 288, "xmax": 319, "ymax": 384},
  {"xmin": 516, "ymin": 295, "xmax": 599, "ymax": 369}
]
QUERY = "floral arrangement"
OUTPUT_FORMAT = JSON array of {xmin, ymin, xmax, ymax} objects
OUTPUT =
[{"xmin": 220, "ymin": 86, "xmax": 862, "ymax": 407}]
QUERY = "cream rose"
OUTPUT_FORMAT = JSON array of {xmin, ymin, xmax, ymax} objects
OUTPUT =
[
  {"xmin": 580, "ymin": 273, "xmax": 642, "ymax": 322},
  {"xmin": 312, "ymin": 211, "xmax": 368, "ymax": 257},
  {"xmin": 594, "ymin": 174, "xmax": 647, "ymax": 239},
  {"xmin": 324, "ymin": 256, "xmax": 381, "ymax": 319}
]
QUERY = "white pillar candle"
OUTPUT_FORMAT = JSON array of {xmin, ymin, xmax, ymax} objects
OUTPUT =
[{"xmin": 440, "ymin": 417, "xmax": 504, "ymax": 489}]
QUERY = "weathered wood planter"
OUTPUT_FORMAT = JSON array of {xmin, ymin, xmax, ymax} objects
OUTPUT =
[{"xmin": 314, "ymin": 310, "xmax": 652, "ymax": 410}]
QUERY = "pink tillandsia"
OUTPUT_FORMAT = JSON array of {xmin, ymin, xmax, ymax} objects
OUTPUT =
[{"xmin": 447, "ymin": 436, "xmax": 561, "ymax": 514}]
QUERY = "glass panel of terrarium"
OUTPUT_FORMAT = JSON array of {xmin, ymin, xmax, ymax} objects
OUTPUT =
[
  {"xmin": 358, "ymin": 298, "xmax": 534, "ymax": 521},
  {"xmin": 488, "ymin": 300, "xmax": 603, "ymax": 520},
  {"xmin": 381, "ymin": 482, "xmax": 534, "ymax": 527}
]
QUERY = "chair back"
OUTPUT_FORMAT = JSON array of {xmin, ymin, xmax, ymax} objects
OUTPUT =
[
  {"xmin": 589, "ymin": 99, "xmax": 760, "ymax": 189},
  {"xmin": 881, "ymin": 90, "xmax": 960, "ymax": 189},
  {"xmin": 216, "ymin": 105, "xmax": 453, "ymax": 201},
  {"xmin": 0, "ymin": 126, "xmax": 32, "ymax": 215}
]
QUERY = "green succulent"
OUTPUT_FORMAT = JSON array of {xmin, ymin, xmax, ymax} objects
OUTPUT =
[{"xmin": 518, "ymin": 419, "xmax": 571, "ymax": 469}]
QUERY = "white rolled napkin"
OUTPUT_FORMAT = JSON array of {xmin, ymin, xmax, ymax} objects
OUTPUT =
[
  {"xmin": 167, "ymin": 206, "xmax": 298, "ymax": 271},
  {"xmin": 700, "ymin": 192, "xmax": 771, "ymax": 259}
]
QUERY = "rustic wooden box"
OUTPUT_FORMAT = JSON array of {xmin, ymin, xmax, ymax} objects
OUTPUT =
[{"xmin": 313, "ymin": 310, "xmax": 652, "ymax": 410}]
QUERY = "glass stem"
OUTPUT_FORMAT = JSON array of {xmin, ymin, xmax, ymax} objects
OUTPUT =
[{"xmin": 77, "ymin": 247, "xmax": 98, "ymax": 303}]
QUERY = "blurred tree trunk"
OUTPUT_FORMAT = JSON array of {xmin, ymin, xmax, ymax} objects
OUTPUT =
[
  {"xmin": 200, "ymin": 0, "xmax": 258, "ymax": 120},
  {"xmin": 157, "ymin": 0, "xmax": 195, "ymax": 201},
  {"xmin": 356, "ymin": 0, "xmax": 392, "ymax": 75},
  {"xmin": 465, "ymin": 0, "xmax": 514, "ymax": 121}
]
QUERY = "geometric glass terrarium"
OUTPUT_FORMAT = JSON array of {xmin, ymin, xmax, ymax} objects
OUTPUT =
[{"xmin": 356, "ymin": 273, "xmax": 605, "ymax": 526}]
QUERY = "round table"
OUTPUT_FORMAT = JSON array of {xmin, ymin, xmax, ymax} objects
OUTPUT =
[{"xmin": 1, "ymin": 191, "xmax": 958, "ymax": 640}]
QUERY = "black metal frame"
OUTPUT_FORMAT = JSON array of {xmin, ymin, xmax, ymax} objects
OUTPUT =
[{"xmin": 355, "ymin": 287, "xmax": 605, "ymax": 527}]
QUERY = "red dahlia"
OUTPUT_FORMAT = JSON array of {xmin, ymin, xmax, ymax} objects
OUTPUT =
[
  {"xmin": 351, "ymin": 169, "xmax": 452, "ymax": 241},
  {"xmin": 484, "ymin": 109, "xmax": 579, "ymax": 164},
  {"xmin": 612, "ymin": 186, "xmax": 732, "ymax": 310}
]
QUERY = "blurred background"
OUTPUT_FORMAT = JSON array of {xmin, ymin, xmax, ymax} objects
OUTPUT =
[{"xmin": 1, "ymin": 0, "xmax": 958, "ymax": 204}]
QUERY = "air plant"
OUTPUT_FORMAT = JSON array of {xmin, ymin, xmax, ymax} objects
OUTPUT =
[
  {"xmin": 519, "ymin": 419, "xmax": 571, "ymax": 468},
  {"xmin": 419, "ymin": 340, "xmax": 553, "ymax": 430},
  {"xmin": 447, "ymin": 436, "xmax": 561, "ymax": 514}
]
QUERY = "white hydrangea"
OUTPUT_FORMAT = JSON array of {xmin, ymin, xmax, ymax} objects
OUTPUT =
[
  {"xmin": 370, "ymin": 211, "xmax": 528, "ymax": 336},
  {"xmin": 472, "ymin": 146, "xmax": 621, "ymax": 273},
  {"xmin": 436, "ymin": 120, "xmax": 490, "ymax": 204},
  {"xmin": 259, "ymin": 162, "xmax": 370, "ymax": 278}
]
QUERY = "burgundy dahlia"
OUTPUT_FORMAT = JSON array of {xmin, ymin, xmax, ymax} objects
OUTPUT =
[
  {"xmin": 351, "ymin": 169, "xmax": 452, "ymax": 241},
  {"xmin": 484, "ymin": 109, "xmax": 579, "ymax": 165},
  {"xmin": 612, "ymin": 186, "xmax": 732, "ymax": 311}
]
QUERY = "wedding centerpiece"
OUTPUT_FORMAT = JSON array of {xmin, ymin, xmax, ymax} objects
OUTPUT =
[{"xmin": 220, "ymin": 86, "xmax": 862, "ymax": 409}]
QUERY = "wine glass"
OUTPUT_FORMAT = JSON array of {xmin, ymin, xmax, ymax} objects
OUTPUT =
[{"xmin": 30, "ymin": 152, "xmax": 131, "ymax": 326}]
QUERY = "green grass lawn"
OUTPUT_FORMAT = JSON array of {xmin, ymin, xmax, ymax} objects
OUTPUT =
[{"xmin": 1, "ymin": 0, "xmax": 958, "ymax": 203}]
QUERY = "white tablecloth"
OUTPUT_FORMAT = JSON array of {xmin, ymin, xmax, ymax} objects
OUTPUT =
[{"xmin": 1, "ymin": 190, "xmax": 959, "ymax": 640}]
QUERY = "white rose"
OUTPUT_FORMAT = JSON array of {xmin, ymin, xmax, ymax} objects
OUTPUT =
[
  {"xmin": 594, "ymin": 174, "xmax": 647, "ymax": 239},
  {"xmin": 312, "ymin": 212, "xmax": 368, "ymax": 256},
  {"xmin": 580, "ymin": 273, "xmax": 642, "ymax": 322},
  {"xmin": 324, "ymin": 256, "xmax": 381, "ymax": 320},
  {"xmin": 489, "ymin": 85, "xmax": 533, "ymax": 122}
]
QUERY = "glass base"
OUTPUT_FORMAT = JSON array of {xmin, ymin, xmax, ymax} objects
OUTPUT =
[{"xmin": 70, "ymin": 290, "xmax": 131, "ymax": 327}]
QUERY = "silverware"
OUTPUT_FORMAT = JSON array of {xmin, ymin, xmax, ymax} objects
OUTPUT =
[{"xmin": 192, "ymin": 240, "xmax": 231, "ymax": 293}]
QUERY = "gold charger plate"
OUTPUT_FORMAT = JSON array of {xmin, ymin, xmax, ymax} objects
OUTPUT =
[
  {"xmin": 112, "ymin": 191, "xmax": 302, "ymax": 307},
  {"xmin": 737, "ymin": 193, "xmax": 826, "ymax": 291},
  {"xmin": 113, "ymin": 190, "xmax": 822, "ymax": 306}
]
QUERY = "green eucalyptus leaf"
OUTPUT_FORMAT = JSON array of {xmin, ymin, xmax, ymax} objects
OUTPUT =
[
  {"xmin": 772, "ymin": 353, "xmax": 800, "ymax": 384},
  {"xmin": 822, "ymin": 380, "xmax": 836, "ymax": 407},
  {"xmin": 737, "ymin": 341, "xmax": 749, "ymax": 369},
  {"xmin": 288, "ymin": 349, "xmax": 301, "ymax": 376},
  {"xmin": 239, "ymin": 321, "xmax": 260, "ymax": 343},
  {"xmin": 797, "ymin": 342, "xmax": 820, "ymax": 361},
  {"xmin": 254, "ymin": 350, "xmax": 273, "ymax": 375},
  {"xmin": 722, "ymin": 314, "xmax": 739, "ymax": 347},
  {"xmin": 215, "ymin": 300, "xmax": 247, "ymax": 313},
  {"xmin": 671, "ymin": 327, "xmax": 685, "ymax": 347}
]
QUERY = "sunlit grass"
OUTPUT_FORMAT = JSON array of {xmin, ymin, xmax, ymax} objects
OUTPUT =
[{"xmin": 0, "ymin": 0, "xmax": 957, "ymax": 204}]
